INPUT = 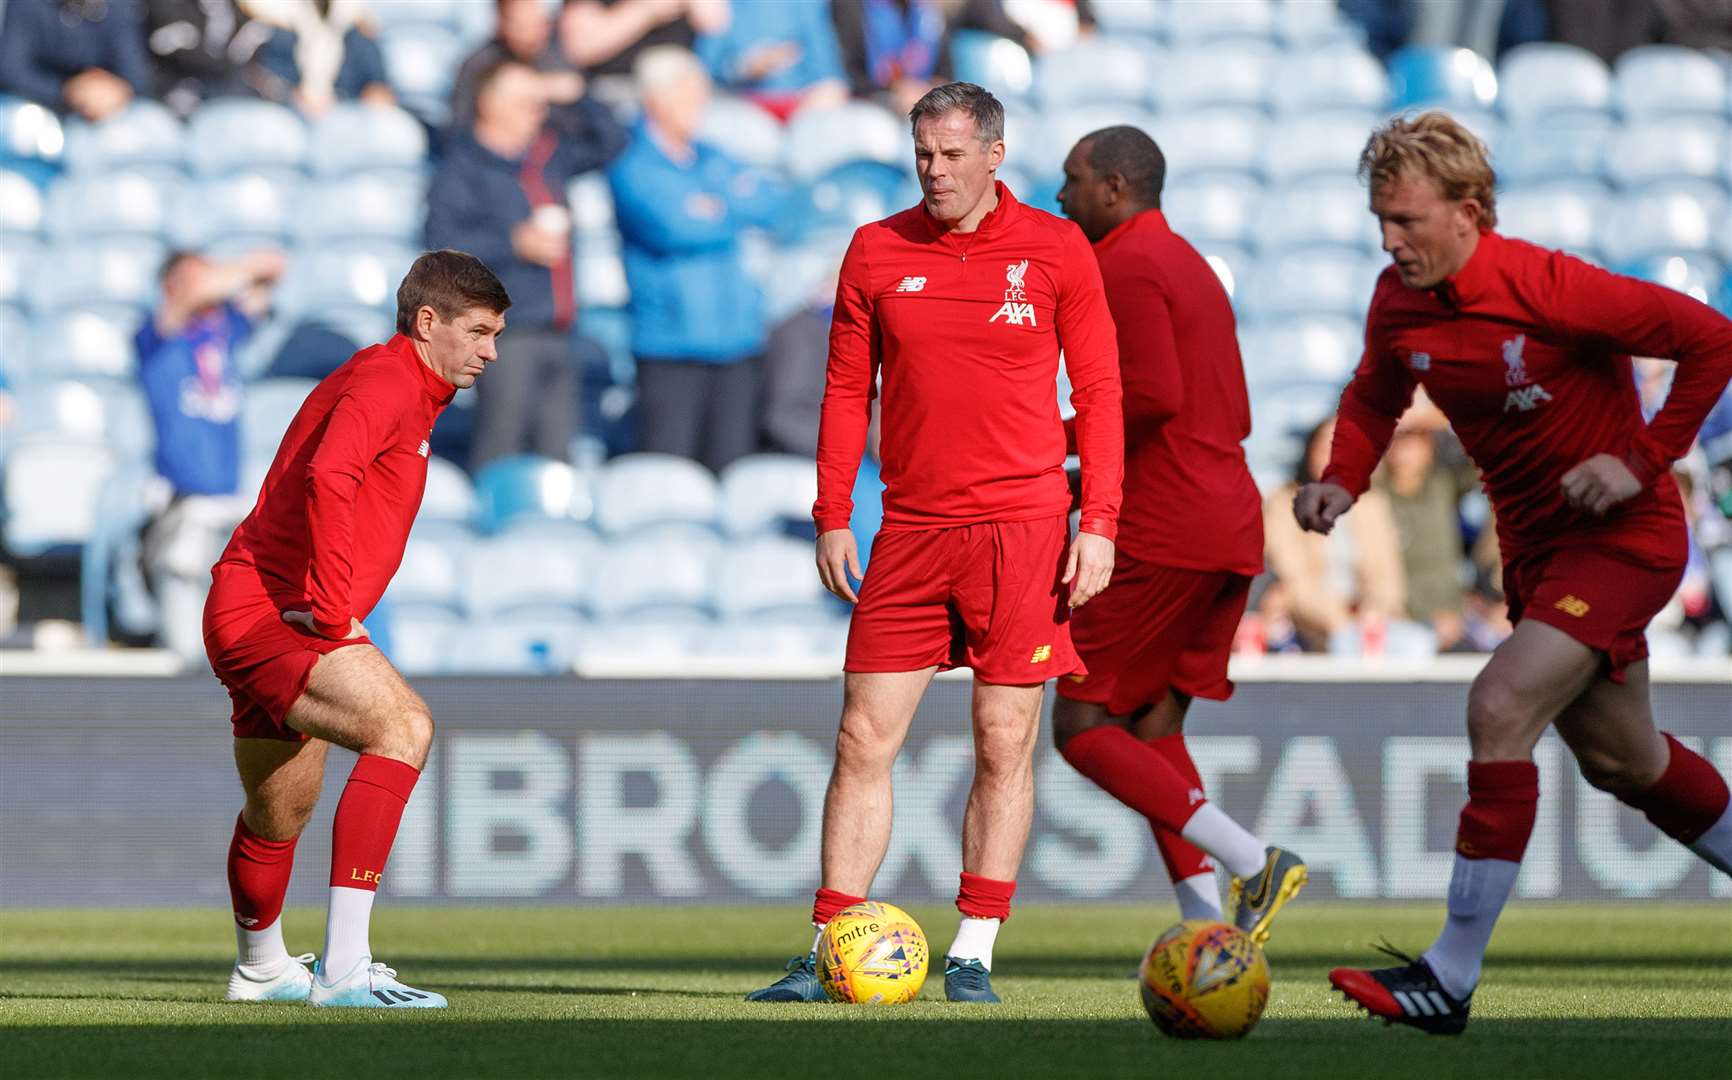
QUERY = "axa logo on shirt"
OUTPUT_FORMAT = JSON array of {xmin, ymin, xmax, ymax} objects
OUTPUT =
[
  {"xmin": 895, "ymin": 276, "xmax": 926, "ymax": 293},
  {"xmin": 990, "ymin": 259, "xmax": 1037, "ymax": 326},
  {"xmin": 1500, "ymin": 333, "xmax": 1552, "ymax": 413}
]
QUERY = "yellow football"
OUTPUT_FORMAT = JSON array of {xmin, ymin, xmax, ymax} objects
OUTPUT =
[
  {"xmin": 816, "ymin": 901, "xmax": 929, "ymax": 1004},
  {"xmin": 1138, "ymin": 919, "xmax": 1271, "ymax": 1039}
]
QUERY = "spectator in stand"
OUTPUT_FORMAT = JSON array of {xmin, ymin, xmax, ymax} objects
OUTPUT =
[
  {"xmin": 695, "ymin": 0, "xmax": 848, "ymax": 120},
  {"xmin": 1378, "ymin": 401, "xmax": 1476, "ymax": 651},
  {"xmin": 761, "ymin": 276, "xmax": 838, "ymax": 457},
  {"xmin": 607, "ymin": 46, "xmax": 784, "ymax": 472},
  {"xmin": 450, "ymin": 0, "xmax": 586, "ymax": 131},
  {"xmin": 427, "ymin": 56, "xmax": 628, "ymax": 472},
  {"xmin": 136, "ymin": 249, "xmax": 285, "ymax": 661},
  {"xmin": 831, "ymin": 0, "xmax": 947, "ymax": 113},
  {"xmin": 0, "ymin": 0, "xmax": 151, "ymax": 122},
  {"xmin": 243, "ymin": 0, "xmax": 393, "ymax": 116},
  {"xmin": 959, "ymin": 0, "xmax": 1095, "ymax": 54},
  {"xmin": 143, "ymin": 0, "xmax": 273, "ymax": 116},
  {"xmin": 1262, "ymin": 417, "xmax": 1408, "ymax": 653},
  {"xmin": 560, "ymin": 0, "xmax": 729, "ymax": 79}
]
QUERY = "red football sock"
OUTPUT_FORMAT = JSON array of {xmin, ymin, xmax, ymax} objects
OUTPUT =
[
  {"xmin": 228, "ymin": 813, "xmax": 297, "ymax": 931},
  {"xmin": 1456, "ymin": 760, "xmax": 1540, "ymax": 861},
  {"xmin": 1059, "ymin": 725, "xmax": 1199, "ymax": 833},
  {"xmin": 1618, "ymin": 733, "xmax": 1732, "ymax": 844},
  {"xmin": 329, "ymin": 755, "xmax": 419, "ymax": 891},
  {"xmin": 811, "ymin": 887, "xmax": 866, "ymax": 925},
  {"xmin": 1146, "ymin": 734, "xmax": 1215, "ymax": 881},
  {"xmin": 956, "ymin": 871, "xmax": 1015, "ymax": 921}
]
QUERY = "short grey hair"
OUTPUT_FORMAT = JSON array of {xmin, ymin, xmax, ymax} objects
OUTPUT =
[{"xmin": 908, "ymin": 82, "xmax": 1004, "ymax": 146}]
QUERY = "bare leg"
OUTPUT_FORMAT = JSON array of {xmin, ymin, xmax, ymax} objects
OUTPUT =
[
  {"xmin": 819, "ymin": 668, "xmax": 937, "ymax": 894},
  {"xmin": 235, "ymin": 737, "xmax": 330, "ymax": 841},
  {"xmin": 1464, "ymin": 620, "xmax": 1600, "ymax": 762},
  {"xmin": 961, "ymin": 681, "xmax": 1045, "ymax": 881},
  {"xmin": 287, "ymin": 644, "xmax": 434, "ymax": 767},
  {"xmin": 1551, "ymin": 660, "xmax": 1669, "ymax": 796},
  {"xmin": 228, "ymin": 737, "xmax": 330, "ymax": 977}
]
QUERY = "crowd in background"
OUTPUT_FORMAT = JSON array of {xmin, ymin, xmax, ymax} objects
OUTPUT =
[{"xmin": 2, "ymin": 0, "xmax": 1730, "ymax": 663}]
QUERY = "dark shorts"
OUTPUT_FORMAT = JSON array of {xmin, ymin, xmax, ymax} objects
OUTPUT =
[
  {"xmin": 845, "ymin": 516, "xmax": 1082, "ymax": 684},
  {"xmin": 1056, "ymin": 554, "xmax": 1251, "ymax": 716},
  {"xmin": 1503, "ymin": 546, "xmax": 1682, "ymax": 684},
  {"xmin": 204, "ymin": 567, "xmax": 367, "ymax": 741}
]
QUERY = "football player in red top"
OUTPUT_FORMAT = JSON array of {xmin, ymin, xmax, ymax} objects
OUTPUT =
[
  {"xmin": 1308, "ymin": 113, "xmax": 1732, "ymax": 1034},
  {"xmin": 208, "ymin": 251, "xmax": 510, "ymax": 1010},
  {"xmin": 1052, "ymin": 126, "xmax": 1307, "ymax": 942},
  {"xmin": 749, "ymin": 83, "xmax": 1124, "ymax": 1005}
]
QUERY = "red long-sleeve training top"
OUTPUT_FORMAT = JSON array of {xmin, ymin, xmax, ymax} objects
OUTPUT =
[
  {"xmin": 1065, "ymin": 209, "xmax": 1263, "ymax": 575},
  {"xmin": 213, "ymin": 334, "xmax": 456, "ymax": 639},
  {"xmin": 1325, "ymin": 230, "xmax": 1732, "ymax": 566},
  {"xmin": 813, "ymin": 183, "xmax": 1124, "ymax": 539}
]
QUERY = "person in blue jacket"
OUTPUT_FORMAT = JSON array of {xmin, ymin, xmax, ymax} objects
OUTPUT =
[
  {"xmin": 0, "ymin": 0, "xmax": 151, "ymax": 121},
  {"xmin": 694, "ymin": 0, "xmax": 849, "ymax": 120},
  {"xmin": 607, "ymin": 45, "xmax": 786, "ymax": 472}
]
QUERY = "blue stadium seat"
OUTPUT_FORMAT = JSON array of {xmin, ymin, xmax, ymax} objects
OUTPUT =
[
  {"xmin": 949, "ymin": 31, "xmax": 1034, "ymax": 100},
  {"xmin": 1149, "ymin": 44, "xmax": 1275, "ymax": 112},
  {"xmin": 294, "ymin": 173, "xmax": 424, "ymax": 242},
  {"xmin": 1154, "ymin": 174, "xmax": 1262, "ymax": 248},
  {"xmin": 1271, "ymin": 46, "xmax": 1390, "ymax": 114},
  {"xmin": 1275, "ymin": 0, "xmax": 1363, "ymax": 48},
  {"xmin": 577, "ymin": 611, "xmax": 714, "ymax": 667},
  {"xmin": 718, "ymin": 453, "xmax": 819, "ymax": 537},
  {"xmin": 380, "ymin": 25, "xmax": 465, "ymax": 125},
  {"xmin": 1239, "ymin": 315, "xmax": 1364, "ymax": 384},
  {"xmin": 28, "ymin": 240, "xmax": 166, "ymax": 313},
  {"xmin": 61, "ymin": 101, "xmax": 183, "ymax": 173},
  {"xmin": 186, "ymin": 100, "xmax": 307, "ymax": 176},
  {"xmin": 308, "ymin": 105, "xmax": 427, "ymax": 176},
  {"xmin": 593, "ymin": 452, "xmax": 720, "ymax": 535},
  {"xmin": 759, "ymin": 233, "xmax": 849, "ymax": 324},
  {"xmin": 0, "ymin": 95, "xmax": 65, "ymax": 166},
  {"xmin": 712, "ymin": 536, "xmax": 833, "ymax": 620},
  {"xmin": 1238, "ymin": 249, "xmax": 1382, "ymax": 321},
  {"xmin": 421, "ymin": 453, "xmax": 478, "ymax": 524},
  {"xmin": 276, "ymin": 246, "xmax": 417, "ymax": 317},
  {"xmin": 1036, "ymin": 38, "xmax": 1153, "ymax": 109},
  {"xmin": 1252, "ymin": 178, "xmax": 1380, "ymax": 254},
  {"xmin": 1495, "ymin": 180, "xmax": 1610, "ymax": 259},
  {"xmin": 791, "ymin": 160, "xmax": 903, "ymax": 239},
  {"xmin": 1, "ymin": 437, "xmax": 117, "ymax": 554},
  {"xmin": 466, "ymin": 609, "xmax": 593, "ymax": 674},
  {"xmin": 1497, "ymin": 43, "xmax": 1611, "ymax": 123},
  {"xmin": 0, "ymin": 168, "xmax": 42, "ymax": 234},
  {"xmin": 1088, "ymin": 0, "xmax": 1163, "ymax": 37},
  {"xmin": 1145, "ymin": 108, "xmax": 1264, "ymax": 179},
  {"xmin": 44, "ymin": 172, "xmax": 171, "ymax": 240},
  {"xmin": 29, "ymin": 307, "xmax": 139, "ymax": 379},
  {"xmin": 1495, "ymin": 115, "xmax": 1615, "ymax": 184},
  {"xmin": 1602, "ymin": 119, "xmax": 1730, "ymax": 189},
  {"xmin": 699, "ymin": 617, "xmax": 849, "ymax": 663},
  {"xmin": 4, "ymin": 379, "xmax": 106, "ymax": 446},
  {"xmin": 462, "ymin": 533, "xmax": 593, "ymax": 617},
  {"xmin": 1619, "ymin": 253, "xmax": 1726, "ymax": 306},
  {"xmin": 242, "ymin": 377, "xmax": 317, "ymax": 456},
  {"xmin": 1387, "ymin": 46, "xmax": 1498, "ymax": 111},
  {"xmin": 1032, "ymin": 104, "xmax": 1162, "ymax": 180},
  {"xmin": 1613, "ymin": 46, "xmax": 1728, "ymax": 120},
  {"xmin": 783, "ymin": 101, "xmax": 905, "ymax": 183},
  {"xmin": 0, "ymin": 304, "xmax": 25, "ymax": 381},
  {"xmin": 1165, "ymin": 0, "xmax": 1275, "ymax": 44},
  {"xmin": 370, "ymin": 0, "xmax": 464, "ymax": 30},
  {"xmin": 385, "ymin": 603, "xmax": 463, "ymax": 675},
  {"xmin": 1600, "ymin": 183, "xmax": 1729, "ymax": 264},
  {"xmin": 168, "ymin": 172, "xmax": 300, "ymax": 248},
  {"xmin": 96, "ymin": 381, "xmax": 153, "ymax": 460},
  {"xmin": 474, "ymin": 454, "xmax": 594, "ymax": 531},
  {"xmin": 587, "ymin": 535, "xmax": 719, "ymax": 620},
  {"xmin": 386, "ymin": 529, "xmax": 469, "ymax": 609},
  {"xmin": 698, "ymin": 94, "xmax": 785, "ymax": 169},
  {"xmin": 574, "ymin": 243, "xmax": 628, "ymax": 308},
  {"xmin": 1259, "ymin": 113, "xmax": 1381, "ymax": 185},
  {"xmin": 0, "ymin": 239, "xmax": 36, "ymax": 310}
]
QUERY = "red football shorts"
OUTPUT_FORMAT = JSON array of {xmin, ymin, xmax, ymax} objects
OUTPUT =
[
  {"xmin": 1056, "ymin": 554, "xmax": 1251, "ymax": 716},
  {"xmin": 203, "ymin": 564, "xmax": 368, "ymax": 741},
  {"xmin": 845, "ymin": 516, "xmax": 1081, "ymax": 684},
  {"xmin": 1502, "ymin": 545, "xmax": 1682, "ymax": 683}
]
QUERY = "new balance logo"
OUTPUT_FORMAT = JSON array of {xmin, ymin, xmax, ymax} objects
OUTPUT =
[
  {"xmin": 1554, "ymin": 595, "xmax": 1590, "ymax": 617},
  {"xmin": 895, "ymin": 276, "xmax": 926, "ymax": 292},
  {"xmin": 1393, "ymin": 989, "xmax": 1454, "ymax": 1018},
  {"xmin": 1408, "ymin": 351, "xmax": 1431, "ymax": 372},
  {"xmin": 1030, "ymin": 644, "xmax": 1052, "ymax": 663},
  {"xmin": 1503, "ymin": 384, "xmax": 1552, "ymax": 412},
  {"xmin": 235, "ymin": 915, "xmax": 259, "ymax": 928},
  {"xmin": 990, "ymin": 259, "xmax": 1037, "ymax": 326}
]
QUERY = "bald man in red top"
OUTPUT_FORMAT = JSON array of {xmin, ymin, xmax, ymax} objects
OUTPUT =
[
  {"xmin": 1307, "ymin": 113, "xmax": 1732, "ymax": 1035},
  {"xmin": 748, "ymin": 83, "xmax": 1123, "ymax": 1005},
  {"xmin": 1051, "ymin": 126, "xmax": 1307, "ymax": 944},
  {"xmin": 207, "ymin": 251, "xmax": 509, "ymax": 1010}
]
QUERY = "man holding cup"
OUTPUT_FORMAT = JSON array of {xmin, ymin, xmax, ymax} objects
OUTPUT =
[{"xmin": 427, "ymin": 55, "xmax": 628, "ymax": 470}]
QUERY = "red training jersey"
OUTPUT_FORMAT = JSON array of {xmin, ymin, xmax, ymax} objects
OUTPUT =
[
  {"xmin": 1068, "ymin": 209, "xmax": 1263, "ymax": 575},
  {"xmin": 212, "ymin": 334, "xmax": 456, "ymax": 639},
  {"xmin": 813, "ymin": 183, "xmax": 1124, "ymax": 540},
  {"xmin": 1326, "ymin": 230, "xmax": 1732, "ymax": 567}
]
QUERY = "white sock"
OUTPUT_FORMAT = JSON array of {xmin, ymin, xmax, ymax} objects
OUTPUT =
[
  {"xmin": 1173, "ymin": 871, "xmax": 1223, "ymax": 921},
  {"xmin": 1421, "ymin": 855, "xmax": 1521, "ymax": 1000},
  {"xmin": 1179, "ymin": 803, "xmax": 1266, "ymax": 879},
  {"xmin": 1688, "ymin": 800, "xmax": 1732, "ymax": 877},
  {"xmin": 321, "ymin": 886, "xmax": 376, "ymax": 982},
  {"xmin": 236, "ymin": 917, "xmax": 290, "ymax": 972},
  {"xmin": 809, "ymin": 923, "xmax": 825, "ymax": 958},
  {"xmin": 945, "ymin": 917, "xmax": 1001, "ymax": 971}
]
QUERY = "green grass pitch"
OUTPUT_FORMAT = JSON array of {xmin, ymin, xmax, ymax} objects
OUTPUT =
[{"xmin": 3, "ymin": 904, "xmax": 1728, "ymax": 1079}]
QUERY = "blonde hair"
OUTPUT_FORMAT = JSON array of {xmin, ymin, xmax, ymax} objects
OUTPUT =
[{"xmin": 1359, "ymin": 111, "xmax": 1497, "ymax": 229}]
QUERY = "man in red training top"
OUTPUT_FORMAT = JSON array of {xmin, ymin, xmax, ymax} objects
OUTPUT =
[
  {"xmin": 747, "ymin": 82, "xmax": 1123, "ymax": 1005},
  {"xmin": 1053, "ymin": 125, "xmax": 1308, "ymax": 941},
  {"xmin": 208, "ymin": 250, "xmax": 509, "ymax": 1009},
  {"xmin": 1306, "ymin": 113, "xmax": 1732, "ymax": 1035}
]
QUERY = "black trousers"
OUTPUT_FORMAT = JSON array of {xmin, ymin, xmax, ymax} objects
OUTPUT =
[
  {"xmin": 469, "ymin": 327, "xmax": 579, "ymax": 472},
  {"xmin": 635, "ymin": 355, "xmax": 760, "ymax": 473}
]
